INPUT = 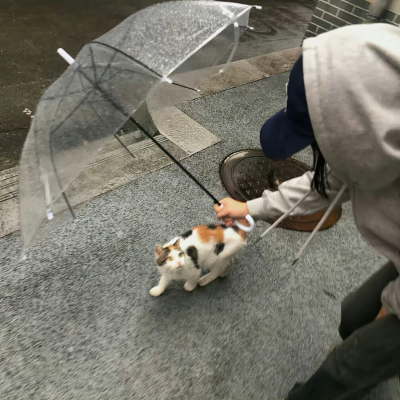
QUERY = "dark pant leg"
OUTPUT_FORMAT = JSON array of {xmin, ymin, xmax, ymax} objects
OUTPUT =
[
  {"xmin": 339, "ymin": 261, "xmax": 399, "ymax": 340},
  {"xmin": 287, "ymin": 315, "xmax": 400, "ymax": 400},
  {"xmin": 286, "ymin": 262, "xmax": 400, "ymax": 400}
]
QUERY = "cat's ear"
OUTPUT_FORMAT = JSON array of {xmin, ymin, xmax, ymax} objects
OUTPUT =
[{"xmin": 155, "ymin": 245, "xmax": 164, "ymax": 258}]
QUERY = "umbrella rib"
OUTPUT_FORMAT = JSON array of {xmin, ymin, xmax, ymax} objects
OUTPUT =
[
  {"xmin": 77, "ymin": 69, "xmax": 87, "ymax": 96},
  {"xmin": 167, "ymin": 81, "xmax": 200, "ymax": 93},
  {"xmin": 90, "ymin": 41, "xmax": 199, "ymax": 92},
  {"xmin": 44, "ymin": 69, "xmax": 96, "ymax": 219},
  {"xmin": 89, "ymin": 46, "xmax": 98, "ymax": 85},
  {"xmin": 46, "ymin": 87, "xmax": 96, "ymax": 221},
  {"xmin": 49, "ymin": 69, "xmax": 79, "ymax": 134},
  {"xmin": 98, "ymin": 70, "xmax": 122, "ymax": 84},
  {"xmin": 95, "ymin": 46, "xmax": 122, "ymax": 87},
  {"xmin": 76, "ymin": 67, "xmax": 139, "ymax": 163},
  {"xmin": 48, "ymin": 87, "xmax": 96, "ymax": 138},
  {"xmin": 84, "ymin": 95, "xmax": 136, "ymax": 160},
  {"xmin": 79, "ymin": 64, "xmax": 153, "ymax": 76},
  {"xmin": 76, "ymin": 67, "xmax": 128, "ymax": 118},
  {"xmin": 79, "ymin": 65, "xmax": 185, "ymax": 87},
  {"xmin": 91, "ymin": 41, "xmax": 162, "ymax": 78},
  {"xmin": 80, "ymin": 65, "xmax": 150, "ymax": 73},
  {"xmin": 46, "ymin": 64, "xmax": 122, "ymax": 221},
  {"xmin": 32, "ymin": 123, "xmax": 75, "ymax": 221},
  {"xmin": 48, "ymin": 139, "xmax": 76, "ymax": 220},
  {"xmin": 114, "ymin": 133, "xmax": 136, "ymax": 159},
  {"xmin": 43, "ymin": 89, "xmax": 86, "ymax": 101},
  {"xmin": 95, "ymin": 20, "xmax": 134, "ymax": 83},
  {"xmin": 98, "ymin": 68, "xmax": 157, "ymax": 84},
  {"xmin": 97, "ymin": 68, "xmax": 138, "ymax": 85},
  {"xmin": 62, "ymin": 192, "xmax": 76, "ymax": 218}
]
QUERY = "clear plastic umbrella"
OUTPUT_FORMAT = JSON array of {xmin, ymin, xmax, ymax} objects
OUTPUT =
[{"xmin": 19, "ymin": 1, "xmax": 257, "ymax": 250}]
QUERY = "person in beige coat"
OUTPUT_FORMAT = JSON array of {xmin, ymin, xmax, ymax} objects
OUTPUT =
[{"xmin": 215, "ymin": 24, "xmax": 400, "ymax": 399}]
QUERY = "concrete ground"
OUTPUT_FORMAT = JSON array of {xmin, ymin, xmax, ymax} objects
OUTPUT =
[
  {"xmin": 0, "ymin": 0, "xmax": 314, "ymax": 171},
  {"xmin": 1, "ymin": 74, "xmax": 399, "ymax": 399},
  {"xmin": 2, "ymin": 1, "xmax": 399, "ymax": 399}
]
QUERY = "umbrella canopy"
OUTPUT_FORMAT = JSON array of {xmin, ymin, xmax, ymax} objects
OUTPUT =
[{"xmin": 19, "ymin": 1, "xmax": 254, "ymax": 250}]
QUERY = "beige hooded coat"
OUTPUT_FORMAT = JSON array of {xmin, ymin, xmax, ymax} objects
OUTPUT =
[{"xmin": 247, "ymin": 24, "xmax": 400, "ymax": 318}]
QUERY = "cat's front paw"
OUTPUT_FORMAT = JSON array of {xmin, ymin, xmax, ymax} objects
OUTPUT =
[
  {"xmin": 199, "ymin": 275, "xmax": 211, "ymax": 287},
  {"xmin": 150, "ymin": 286, "xmax": 164, "ymax": 297},
  {"xmin": 184, "ymin": 282, "xmax": 197, "ymax": 292}
]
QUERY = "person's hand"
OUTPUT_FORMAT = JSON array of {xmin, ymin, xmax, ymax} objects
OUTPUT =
[
  {"xmin": 213, "ymin": 198, "xmax": 249, "ymax": 227},
  {"xmin": 376, "ymin": 306, "xmax": 387, "ymax": 320}
]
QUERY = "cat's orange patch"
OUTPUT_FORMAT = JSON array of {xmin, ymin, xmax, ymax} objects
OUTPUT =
[
  {"xmin": 169, "ymin": 238, "xmax": 181, "ymax": 251},
  {"xmin": 237, "ymin": 229, "xmax": 247, "ymax": 241},
  {"xmin": 195, "ymin": 225, "xmax": 225, "ymax": 243}
]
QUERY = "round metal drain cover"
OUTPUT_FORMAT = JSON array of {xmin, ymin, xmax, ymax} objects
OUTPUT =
[
  {"xmin": 220, "ymin": 149, "xmax": 342, "ymax": 231},
  {"xmin": 220, "ymin": 149, "xmax": 310, "ymax": 202}
]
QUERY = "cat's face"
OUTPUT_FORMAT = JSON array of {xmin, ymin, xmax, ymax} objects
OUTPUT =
[{"xmin": 155, "ymin": 245, "xmax": 185, "ymax": 271}]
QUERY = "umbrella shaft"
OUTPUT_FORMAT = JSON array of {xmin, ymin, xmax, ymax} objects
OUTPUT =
[{"xmin": 130, "ymin": 117, "xmax": 221, "ymax": 206}]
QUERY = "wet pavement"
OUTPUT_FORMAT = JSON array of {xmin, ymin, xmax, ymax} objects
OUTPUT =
[
  {"xmin": 2, "ymin": 3, "xmax": 400, "ymax": 398},
  {"xmin": 1, "ymin": 73, "xmax": 399, "ymax": 399},
  {"xmin": 0, "ymin": 0, "xmax": 314, "ymax": 172}
]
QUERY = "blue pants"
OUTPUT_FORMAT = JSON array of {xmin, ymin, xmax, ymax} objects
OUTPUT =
[{"xmin": 259, "ymin": 55, "xmax": 314, "ymax": 160}]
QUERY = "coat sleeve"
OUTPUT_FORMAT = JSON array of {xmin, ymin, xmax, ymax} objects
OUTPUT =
[{"xmin": 247, "ymin": 170, "xmax": 350, "ymax": 220}]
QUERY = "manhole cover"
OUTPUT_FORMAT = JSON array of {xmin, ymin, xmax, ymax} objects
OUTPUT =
[
  {"xmin": 220, "ymin": 149, "xmax": 309, "ymax": 202},
  {"xmin": 220, "ymin": 149, "xmax": 342, "ymax": 231}
]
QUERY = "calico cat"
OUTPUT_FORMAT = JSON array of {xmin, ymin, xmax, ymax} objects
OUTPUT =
[{"xmin": 150, "ymin": 223, "xmax": 248, "ymax": 297}]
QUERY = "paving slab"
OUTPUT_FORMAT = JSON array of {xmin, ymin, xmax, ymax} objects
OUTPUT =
[{"xmin": 200, "ymin": 47, "xmax": 302, "ymax": 95}]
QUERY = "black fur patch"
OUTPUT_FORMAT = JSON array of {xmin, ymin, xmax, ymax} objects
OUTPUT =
[
  {"xmin": 214, "ymin": 243, "xmax": 225, "ymax": 255},
  {"xmin": 232, "ymin": 225, "xmax": 240, "ymax": 233},
  {"xmin": 181, "ymin": 230, "xmax": 193, "ymax": 239},
  {"xmin": 220, "ymin": 223, "xmax": 227, "ymax": 229},
  {"xmin": 156, "ymin": 247, "xmax": 170, "ymax": 266},
  {"xmin": 207, "ymin": 224, "xmax": 217, "ymax": 230},
  {"xmin": 186, "ymin": 246, "xmax": 200, "ymax": 269}
]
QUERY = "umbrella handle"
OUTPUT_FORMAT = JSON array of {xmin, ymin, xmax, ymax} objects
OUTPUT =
[
  {"xmin": 234, "ymin": 215, "xmax": 255, "ymax": 233},
  {"xmin": 219, "ymin": 205, "xmax": 255, "ymax": 233}
]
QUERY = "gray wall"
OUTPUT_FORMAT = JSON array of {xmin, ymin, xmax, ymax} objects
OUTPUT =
[{"xmin": 305, "ymin": 0, "xmax": 400, "ymax": 37}]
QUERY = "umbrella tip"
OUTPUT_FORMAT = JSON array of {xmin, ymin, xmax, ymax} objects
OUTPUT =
[
  {"xmin": 254, "ymin": 5, "xmax": 262, "ymax": 10},
  {"xmin": 161, "ymin": 76, "xmax": 173, "ymax": 84},
  {"xmin": 57, "ymin": 48, "xmax": 75, "ymax": 65}
]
